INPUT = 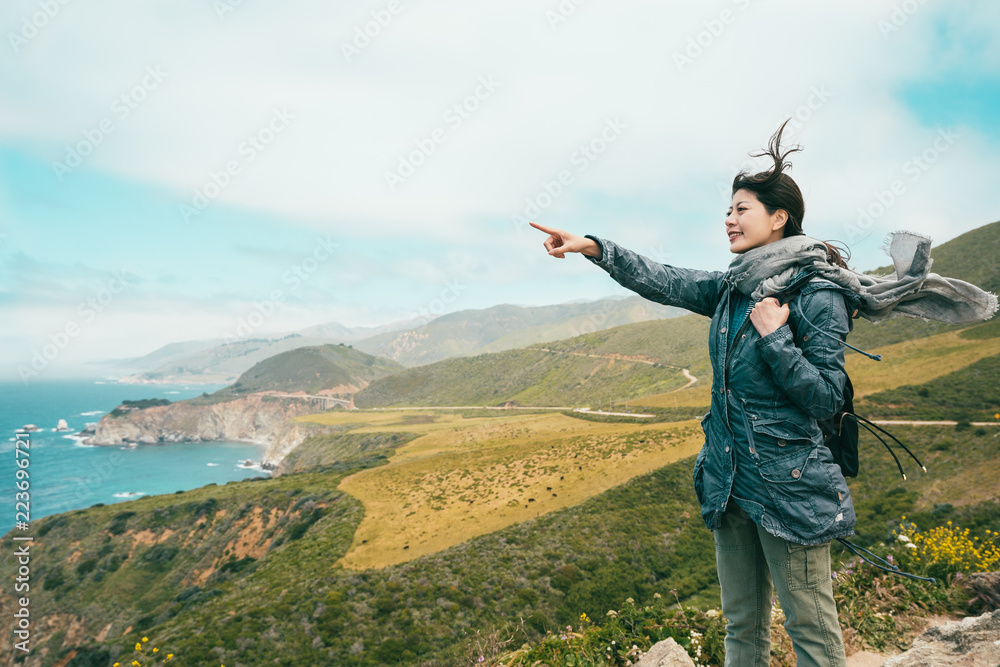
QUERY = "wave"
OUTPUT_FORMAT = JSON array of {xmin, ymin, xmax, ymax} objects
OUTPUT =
[
  {"xmin": 79, "ymin": 410, "xmax": 104, "ymax": 416},
  {"xmin": 112, "ymin": 491, "xmax": 146, "ymax": 499},
  {"xmin": 206, "ymin": 462, "xmax": 220, "ymax": 467},
  {"xmin": 236, "ymin": 460, "xmax": 270, "ymax": 473},
  {"xmin": 64, "ymin": 434, "xmax": 94, "ymax": 446}
]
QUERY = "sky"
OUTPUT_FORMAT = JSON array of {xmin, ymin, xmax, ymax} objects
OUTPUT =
[{"xmin": 2, "ymin": 0, "xmax": 999, "ymax": 382}]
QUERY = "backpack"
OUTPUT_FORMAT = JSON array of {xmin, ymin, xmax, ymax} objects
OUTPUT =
[
  {"xmin": 820, "ymin": 374, "xmax": 859, "ymax": 477},
  {"xmin": 773, "ymin": 271, "xmax": 923, "ymax": 481}
]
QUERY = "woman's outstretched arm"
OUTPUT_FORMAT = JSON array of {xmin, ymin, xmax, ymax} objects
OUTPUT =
[{"xmin": 529, "ymin": 222, "xmax": 726, "ymax": 318}]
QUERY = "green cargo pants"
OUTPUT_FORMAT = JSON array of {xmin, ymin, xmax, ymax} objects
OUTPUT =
[{"xmin": 714, "ymin": 503, "xmax": 847, "ymax": 667}]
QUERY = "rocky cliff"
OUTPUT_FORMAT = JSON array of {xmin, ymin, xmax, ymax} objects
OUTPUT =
[{"xmin": 83, "ymin": 394, "xmax": 338, "ymax": 468}]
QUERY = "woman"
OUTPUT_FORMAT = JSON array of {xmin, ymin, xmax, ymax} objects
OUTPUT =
[
  {"xmin": 531, "ymin": 120, "xmax": 863, "ymax": 667},
  {"xmin": 532, "ymin": 120, "xmax": 997, "ymax": 665}
]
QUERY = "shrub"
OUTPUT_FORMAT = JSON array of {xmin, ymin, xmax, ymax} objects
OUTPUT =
[
  {"xmin": 107, "ymin": 511, "xmax": 135, "ymax": 536},
  {"xmin": 492, "ymin": 595, "xmax": 727, "ymax": 667},
  {"xmin": 895, "ymin": 520, "xmax": 1000, "ymax": 580}
]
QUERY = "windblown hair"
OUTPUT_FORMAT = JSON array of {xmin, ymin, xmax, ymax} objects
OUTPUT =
[{"xmin": 732, "ymin": 118, "xmax": 850, "ymax": 269}]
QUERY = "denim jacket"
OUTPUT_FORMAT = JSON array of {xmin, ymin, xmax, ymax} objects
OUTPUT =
[{"xmin": 585, "ymin": 236, "xmax": 862, "ymax": 545}]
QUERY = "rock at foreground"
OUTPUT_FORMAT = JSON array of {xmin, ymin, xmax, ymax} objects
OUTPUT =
[
  {"xmin": 634, "ymin": 637, "xmax": 696, "ymax": 667},
  {"xmin": 882, "ymin": 609, "xmax": 1000, "ymax": 666}
]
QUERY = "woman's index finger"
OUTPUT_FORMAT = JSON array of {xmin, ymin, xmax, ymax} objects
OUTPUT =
[{"xmin": 528, "ymin": 221, "xmax": 558, "ymax": 235}]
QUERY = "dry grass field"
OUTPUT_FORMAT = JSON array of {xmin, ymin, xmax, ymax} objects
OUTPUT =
[
  {"xmin": 283, "ymin": 327, "xmax": 999, "ymax": 571},
  {"xmin": 293, "ymin": 409, "xmax": 702, "ymax": 569}
]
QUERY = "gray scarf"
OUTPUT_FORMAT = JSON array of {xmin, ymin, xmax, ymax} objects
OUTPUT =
[{"xmin": 725, "ymin": 231, "xmax": 998, "ymax": 324}]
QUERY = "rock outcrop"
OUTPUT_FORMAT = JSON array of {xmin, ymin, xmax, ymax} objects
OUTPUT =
[
  {"xmin": 261, "ymin": 418, "xmax": 343, "ymax": 470},
  {"xmin": 83, "ymin": 394, "xmax": 335, "ymax": 468},
  {"xmin": 881, "ymin": 610, "xmax": 1000, "ymax": 666},
  {"xmin": 634, "ymin": 638, "xmax": 696, "ymax": 667}
]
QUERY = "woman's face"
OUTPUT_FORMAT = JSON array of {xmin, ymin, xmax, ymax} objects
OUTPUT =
[{"xmin": 725, "ymin": 189, "xmax": 787, "ymax": 253}]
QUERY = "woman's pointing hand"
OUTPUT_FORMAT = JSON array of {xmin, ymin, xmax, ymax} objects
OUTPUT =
[{"xmin": 529, "ymin": 221, "xmax": 602, "ymax": 259}]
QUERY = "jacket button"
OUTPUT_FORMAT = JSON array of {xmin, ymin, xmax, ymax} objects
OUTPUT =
[
  {"xmin": 727, "ymin": 389, "xmax": 732, "ymax": 395},
  {"xmin": 742, "ymin": 334, "xmax": 746, "ymax": 339},
  {"xmin": 803, "ymin": 334, "xmax": 810, "ymax": 342},
  {"xmin": 725, "ymin": 446, "xmax": 730, "ymax": 452},
  {"xmin": 721, "ymin": 326, "xmax": 727, "ymax": 333},
  {"xmin": 791, "ymin": 469, "xmax": 801, "ymax": 479},
  {"xmin": 777, "ymin": 439, "xmax": 786, "ymax": 447}
]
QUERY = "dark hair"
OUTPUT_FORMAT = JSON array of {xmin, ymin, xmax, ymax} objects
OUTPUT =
[{"xmin": 732, "ymin": 118, "xmax": 850, "ymax": 269}]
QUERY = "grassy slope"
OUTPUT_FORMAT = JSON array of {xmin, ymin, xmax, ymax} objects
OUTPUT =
[
  {"xmin": 328, "ymin": 411, "xmax": 703, "ymax": 569},
  {"xmin": 26, "ymin": 422, "xmax": 1000, "ymax": 667},
  {"xmin": 856, "ymin": 352, "xmax": 1000, "ymax": 421},
  {"xmin": 354, "ymin": 347, "xmax": 692, "ymax": 408}
]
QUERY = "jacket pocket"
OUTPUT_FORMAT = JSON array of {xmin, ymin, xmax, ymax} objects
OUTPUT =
[
  {"xmin": 751, "ymin": 417, "xmax": 815, "ymax": 450},
  {"xmin": 757, "ymin": 447, "xmax": 842, "ymax": 538}
]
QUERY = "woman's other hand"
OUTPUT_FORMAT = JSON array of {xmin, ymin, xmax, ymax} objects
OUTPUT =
[
  {"xmin": 529, "ymin": 222, "xmax": 602, "ymax": 259},
  {"xmin": 749, "ymin": 297, "xmax": 789, "ymax": 337}
]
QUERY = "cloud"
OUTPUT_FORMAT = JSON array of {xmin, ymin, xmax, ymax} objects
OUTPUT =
[{"xmin": 1, "ymin": 0, "xmax": 998, "ymax": 375}]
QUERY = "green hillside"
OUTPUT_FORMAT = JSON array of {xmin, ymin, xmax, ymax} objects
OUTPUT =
[
  {"xmin": 353, "ymin": 345, "xmax": 693, "ymax": 409},
  {"xmin": 14, "ymin": 418, "xmax": 1000, "ymax": 667},
  {"xmin": 203, "ymin": 343, "xmax": 402, "ymax": 401},
  {"xmin": 352, "ymin": 297, "xmax": 686, "ymax": 367}
]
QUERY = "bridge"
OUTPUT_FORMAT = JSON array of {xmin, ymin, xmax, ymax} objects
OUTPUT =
[{"xmin": 263, "ymin": 393, "xmax": 354, "ymax": 409}]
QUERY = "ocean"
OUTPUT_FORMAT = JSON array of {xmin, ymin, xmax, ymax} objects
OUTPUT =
[{"xmin": 0, "ymin": 379, "xmax": 273, "ymax": 537}]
